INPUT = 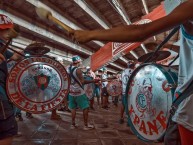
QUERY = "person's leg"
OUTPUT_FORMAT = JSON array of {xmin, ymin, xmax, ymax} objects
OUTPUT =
[
  {"xmin": 0, "ymin": 137, "xmax": 13, "ymax": 145},
  {"xmin": 68, "ymin": 95, "xmax": 77, "ymax": 127},
  {"xmin": 178, "ymin": 124, "xmax": 193, "ymax": 145},
  {"xmin": 83, "ymin": 108, "xmax": 89, "ymax": 126},
  {"xmin": 0, "ymin": 114, "xmax": 18, "ymax": 145},
  {"xmin": 102, "ymin": 96, "xmax": 107, "ymax": 108},
  {"xmin": 89, "ymin": 98, "xmax": 94, "ymax": 110},
  {"xmin": 71, "ymin": 109, "xmax": 76, "ymax": 125},
  {"xmin": 77, "ymin": 94, "xmax": 94, "ymax": 130},
  {"xmin": 119, "ymin": 95, "xmax": 125, "ymax": 124},
  {"xmin": 15, "ymin": 107, "xmax": 23, "ymax": 121},
  {"xmin": 114, "ymin": 96, "xmax": 118, "ymax": 107}
]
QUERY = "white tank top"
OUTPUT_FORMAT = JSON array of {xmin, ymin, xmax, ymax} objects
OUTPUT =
[
  {"xmin": 172, "ymin": 25, "xmax": 193, "ymax": 131},
  {"xmin": 68, "ymin": 66, "xmax": 85, "ymax": 96},
  {"xmin": 101, "ymin": 74, "xmax": 108, "ymax": 88},
  {"xmin": 164, "ymin": 0, "xmax": 187, "ymax": 14},
  {"xmin": 121, "ymin": 68, "xmax": 133, "ymax": 95}
]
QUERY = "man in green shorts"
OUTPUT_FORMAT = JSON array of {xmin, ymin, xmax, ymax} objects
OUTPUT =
[{"xmin": 68, "ymin": 55, "xmax": 99, "ymax": 130}]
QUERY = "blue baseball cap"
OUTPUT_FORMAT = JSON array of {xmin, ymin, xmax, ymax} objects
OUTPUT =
[{"xmin": 72, "ymin": 55, "xmax": 82, "ymax": 63}]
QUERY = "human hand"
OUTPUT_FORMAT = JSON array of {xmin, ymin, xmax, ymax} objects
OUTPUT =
[
  {"xmin": 69, "ymin": 29, "xmax": 92, "ymax": 43},
  {"xmin": 94, "ymin": 78, "xmax": 101, "ymax": 83}
]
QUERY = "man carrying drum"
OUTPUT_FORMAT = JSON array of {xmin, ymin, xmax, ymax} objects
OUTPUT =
[
  {"xmin": 119, "ymin": 61, "xmax": 135, "ymax": 124},
  {"xmin": 68, "ymin": 55, "xmax": 99, "ymax": 130},
  {"xmin": 0, "ymin": 14, "xmax": 23, "ymax": 145},
  {"xmin": 69, "ymin": 0, "xmax": 193, "ymax": 144},
  {"xmin": 85, "ymin": 66, "xmax": 95, "ymax": 110},
  {"xmin": 100, "ymin": 67, "xmax": 110, "ymax": 110}
]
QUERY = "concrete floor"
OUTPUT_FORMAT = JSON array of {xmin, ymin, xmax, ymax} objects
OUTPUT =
[{"xmin": 13, "ymin": 101, "xmax": 164, "ymax": 145}]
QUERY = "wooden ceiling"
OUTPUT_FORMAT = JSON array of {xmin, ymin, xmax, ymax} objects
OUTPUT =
[{"xmin": 0, "ymin": 0, "xmax": 179, "ymax": 73}]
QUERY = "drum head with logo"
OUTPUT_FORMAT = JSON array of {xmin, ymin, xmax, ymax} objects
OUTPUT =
[
  {"xmin": 107, "ymin": 80, "xmax": 122, "ymax": 97},
  {"xmin": 126, "ymin": 63, "xmax": 178, "ymax": 142},
  {"xmin": 84, "ymin": 76, "xmax": 94, "ymax": 100},
  {"xmin": 7, "ymin": 56, "xmax": 70, "ymax": 114}
]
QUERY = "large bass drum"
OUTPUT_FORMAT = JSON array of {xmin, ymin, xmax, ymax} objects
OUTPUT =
[
  {"xmin": 84, "ymin": 75, "xmax": 95, "ymax": 100},
  {"xmin": 125, "ymin": 63, "xmax": 178, "ymax": 142},
  {"xmin": 6, "ymin": 56, "xmax": 70, "ymax": 114}
]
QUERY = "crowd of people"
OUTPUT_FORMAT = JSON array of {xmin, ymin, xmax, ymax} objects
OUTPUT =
[{"xmin": 1, "ymin": 0, "xmax": 193, "ymax": 145}]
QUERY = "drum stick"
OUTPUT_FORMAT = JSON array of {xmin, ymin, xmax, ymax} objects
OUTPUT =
[{"xmin": 36, "ymin": 7, "xmax": 73, "ymax": 32}]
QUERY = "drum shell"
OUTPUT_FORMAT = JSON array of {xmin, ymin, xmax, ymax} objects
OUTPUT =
[
  {"xmin": 125, "ymin": 63, "xmax": 178, "ymax": 142},
  {"xmin": 84, "ymin": 76, "xmax": 95, "ymax": 100}
]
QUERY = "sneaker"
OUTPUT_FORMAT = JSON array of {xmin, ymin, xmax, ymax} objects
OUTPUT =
[
  {"xmin": 70, "ymin": 124, "xmax": 78, "ymax": 129},
  {"xmin": 83, "ymin": 124, "xmax": 94, "ymax": 130},
  {"xmin": 119, "ymin": 118, "xmax": 124, "ymax": 124},
  {"xmin": 26, "ymin": 112, "xmax": 33, "ymax": 119},
  {"xmin": 15, "ymin": 114, "xmax": 23, "ymax": 121}
]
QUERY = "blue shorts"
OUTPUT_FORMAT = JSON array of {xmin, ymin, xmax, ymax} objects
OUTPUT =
[
  {"xmin": 94, "ymin": 87, "xmax": 100, "ymax": 98},
  {"xmin": 0, "ymin": 114, "xmax": 18, "ymax": 140},
  {"xmin": 68, "ymin": 94, "xmax": 89, "ymax": 110}
]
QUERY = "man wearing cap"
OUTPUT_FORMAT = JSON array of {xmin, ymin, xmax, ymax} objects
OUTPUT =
[
  {"xmin": 0, "ymin": 14, "xmax": 23, "ymax": 145},
  {"xmin": 119, "ymin": 61, "xmax": 135, "ymax": 124},
  {"xmin": 100, "ymin": 67, "xmax": 109, "ymax": 109},
  {"xmin": 68, "ymin": 55, "xmax": 99, "ymax": 130}
]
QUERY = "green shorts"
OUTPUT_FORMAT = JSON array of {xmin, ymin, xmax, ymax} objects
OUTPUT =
[{"xmin": 68, "ymin": 94, "xmax": 89, "ymax": 110}]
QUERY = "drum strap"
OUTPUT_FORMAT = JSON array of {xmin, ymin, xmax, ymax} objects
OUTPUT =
[
  {"xmin": 69, "ymin": 65, "xmax": 84, "ymax": 89},
  {"xmin": 169, "ymin": 80, "xmax": 193, "ymax": 121}
]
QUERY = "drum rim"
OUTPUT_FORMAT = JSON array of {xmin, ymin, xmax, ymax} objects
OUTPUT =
[
  {"xmin": 6, "ymin": 56, "xmax": 70, "ymax": 114},
  {"xmin": 125, "ymin": 63, "xmax": 177, "ymax": 142}
]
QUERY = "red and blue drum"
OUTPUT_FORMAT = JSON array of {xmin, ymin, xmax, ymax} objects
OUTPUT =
[
  {"xmin": 84, "ymin": 76, "xmax": 95, "ymax": 100},
  {"xmin": 107, "ymin": 80, "xmax": 122, "ymax": 97},
  {"xmin": 6, "ymin": 56, "xmax": 70, "ymax": 114},
  {"xmin": 126, "ymin": 63, "xmax": 178, "ymax": 142}
]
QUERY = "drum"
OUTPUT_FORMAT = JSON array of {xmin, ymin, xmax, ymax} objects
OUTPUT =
[
  {"xmin": 107, "ymin": 80, "xmax": 122, "ymax": 97},
  {"xmin": 6, "ymin": 56, "xmax": 70, "ymax": 114},
  {"xmin": 84, "ymin": 75, "xmax": 95, "ymax": 100},
  {"xmin": 125, "ymin": 63, "xmax": 178, "ymax": 142}
]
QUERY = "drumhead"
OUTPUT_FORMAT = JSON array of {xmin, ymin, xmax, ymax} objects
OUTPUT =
[
  {"xmin": 6, "ymin": 56, "xmax": 70, "ymax": 114},
  {"xmin": 125, "ymin": 63, "xmax": 178, "ymax": 142},
  {"xmin": 107, "ymin": 80, "xmax": 122, "ymax": 97},
  {"xmin": 84, "ymin": 76, "xmax": 94, "ymax": 100}
]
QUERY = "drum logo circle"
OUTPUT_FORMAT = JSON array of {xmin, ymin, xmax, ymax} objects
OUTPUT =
[
  {"xmin": 107, "ymin": 80, "xmax": 122, "ymax": 96},
  {"xmin": 7, "ymin": 56, "xmax": 70, "ymax": 114},
  {"xmin": 128, "ymin": 65, "xmax": 174, "ymax": 141}
]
